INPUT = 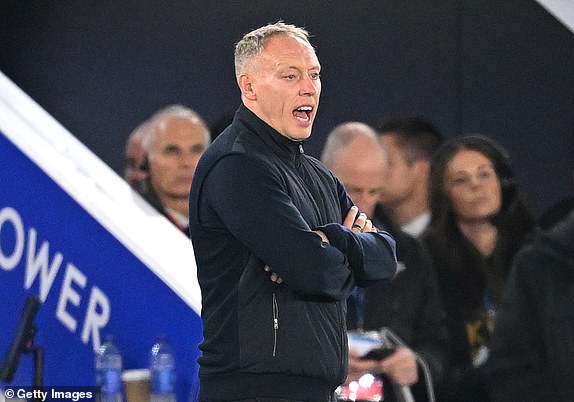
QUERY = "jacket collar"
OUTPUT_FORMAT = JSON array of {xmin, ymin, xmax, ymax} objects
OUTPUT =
[{"xmin": 236, "ymin": 103, "xmax": 305, "ymax": 159}]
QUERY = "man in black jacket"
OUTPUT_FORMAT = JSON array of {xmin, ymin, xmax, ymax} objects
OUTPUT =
[{"xmin": 189, "ymin": 22, "xmax": 397, "ymax": 402}]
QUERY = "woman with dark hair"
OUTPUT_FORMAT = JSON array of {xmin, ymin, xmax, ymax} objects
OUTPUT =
[{"xmin": 421, "ymin": 135, "xmax": 536, "ymax": 401}]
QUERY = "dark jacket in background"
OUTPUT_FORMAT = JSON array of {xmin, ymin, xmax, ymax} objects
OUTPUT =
[
  {"xmin": 348, "ymin": 204, "xmax": 448, "ymax": 402},
  {"xmin": 485, "ymin": 210, "xmax": 574, "ymax": 402},
  {"xmin": 189, "ymin": 104, "xmax": 397, "ymax": 402}
]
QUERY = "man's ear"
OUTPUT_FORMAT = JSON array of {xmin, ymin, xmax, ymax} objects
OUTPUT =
[
  {"xmin": 411, "ymin": 158, "xmax": 431, "ymax": 186},
  {"xmin": 238, "ymin": 74, "xmax": 257, "ymax": 101},
  {"xmin": 417, "ymin": 158, "xmax": 431, "ymax": 177}
]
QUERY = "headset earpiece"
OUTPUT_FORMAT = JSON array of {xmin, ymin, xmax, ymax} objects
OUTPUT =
[{"xmin": 139, "ymin": 156, "xmax": 150, "ymax": 172}]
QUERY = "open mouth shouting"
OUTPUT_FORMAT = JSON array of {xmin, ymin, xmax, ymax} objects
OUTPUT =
[{"xmin": 293, "ymin": 105, "xmax": 313, "ymax": 123}]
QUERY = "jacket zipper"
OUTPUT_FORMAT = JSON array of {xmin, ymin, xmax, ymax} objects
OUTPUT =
[
  {"xmin": 293, "ymin": 143, "xmax": 304, "ymax": 175},
  {"xmin": 272, "ymin": 292, "xmax": 279, "ymax": 357}
]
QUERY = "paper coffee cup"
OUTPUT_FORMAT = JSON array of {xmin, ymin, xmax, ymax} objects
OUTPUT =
[{"xmin": 122, "ymin": 368, "xmax": 151, "ymax": 402}]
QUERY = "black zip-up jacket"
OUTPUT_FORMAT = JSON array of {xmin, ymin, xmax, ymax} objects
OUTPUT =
[
  {"xmin": 189, "ymin": 104, "xmax": 397, "ymax": 401},
  {"xmin": 485, "ymin": 211, "xmax": 574, "ymax": 401}
]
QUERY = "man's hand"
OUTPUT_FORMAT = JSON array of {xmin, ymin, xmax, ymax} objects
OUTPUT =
[
  {"xmin": 344, "ymin": 206, "xmax": 377, "ymax": 233},
  {"xmin": 378, "ymin": 347, "xmax": 419, "ymax": 386},
  {"xmin": 264, "ymin": 265, "xmax": 283, "ymax": 283},
  {"xmin": 346, "ymin": 350, "xmax": 379, "ymax": 384},
  {"xmin": 314, "ymin": 229, "xmax": 329, "ymax": 243},
  {"xmin": 346, "ymin": 347, "xmax": 418, "ymax": 387},
  {"xmin": 268, "ymin": 206, "xmax": 377, "ymax": 285}
]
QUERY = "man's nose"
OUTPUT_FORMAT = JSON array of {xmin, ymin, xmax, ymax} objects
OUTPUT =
[
  {"xmin": 355, "ymin": 196, "xmax": 369, "ymax": 214},
  {"xmin": 299, "ymin": 76, "xmax": 317, "ymax": 96},
  {"xmin": 179, "ymin": 151, "xmax": 199, "ymax": 166}
]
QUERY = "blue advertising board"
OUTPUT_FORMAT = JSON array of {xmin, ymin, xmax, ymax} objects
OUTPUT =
[{"xmin": 0, "ymin": 72, "xmax": 203, "ymax": 400}]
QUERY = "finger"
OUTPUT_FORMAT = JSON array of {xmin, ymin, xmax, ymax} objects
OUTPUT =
[
  {"xmin": 356, "ymin": 213, "xmax": 367, "ymax": 227},
  {"xmin": 313, "ymin": 230, "xmax": 329, "ymax": 243},
  {"xmin": 343, "ymin": 206, "xmax": 359, "ymax": 228},
  {"xmin": 356, "ymin": 212, "xmax": 367, "ymax": 225},
  {"xmin": 387, "ymin": 366, "xmax": 419, "ymax": 385},
  {"xmin": 363, "ymin": 219, "xmax": 374, "ymax": 233},
  {"xmin": 352, "ymin": 213, "xmax": 368, "ymax": 233},
  {"xmin": 270, "ymin": 272, "xmax": 284, "ymax": 284},
  {"xmin": 349, "ymin": 357, "xmax": 377, "ymax": 372}
]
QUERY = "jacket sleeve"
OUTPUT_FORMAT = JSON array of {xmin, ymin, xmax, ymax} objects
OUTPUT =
[
  {"xmin": 315, "ymin": 223, "xmax": 396, "ymax": 288},
  {"xmin": 410, "ymin": 243, "xmax": 449, "ymax": 386},
  {"xmin": 202, "ymin": 154, "xmax": 395, "ymax": 301},
  {"xmin": 317, "ymin": 172, "xmax": 396, "ymax": 287}
]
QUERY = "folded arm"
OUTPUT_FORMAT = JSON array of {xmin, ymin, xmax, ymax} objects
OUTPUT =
[{"xmin": 202, "ymin": 154, "xmax": 396, "ymax": 301}]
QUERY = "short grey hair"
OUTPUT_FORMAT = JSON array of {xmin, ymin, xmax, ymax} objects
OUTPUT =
[
  {"xmin": 141, "ymin": 104, "xmax": 210, "ymax": 152},
  {"xmin": 234, "ymin": 21, "xmax": 312, "ymax": 77},
  {"xmin": 126, "ymin": 120, "xmax": 150, "ymax": 150},
  {"xmin": 321, "ymin": 122, "xmax": 381, "ymax": 168}
]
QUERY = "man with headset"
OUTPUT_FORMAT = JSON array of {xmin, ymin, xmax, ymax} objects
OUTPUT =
[{"xmin": 135, "ymin": 104, "xmax": 211, "ymax": 236}]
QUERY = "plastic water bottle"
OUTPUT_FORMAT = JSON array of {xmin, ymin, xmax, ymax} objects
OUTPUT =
[
  {"xmin": 95, "ymin": 337, "xmax": 123, "ymax": 402},
  {"xmin": 150, "ymin": 337, "xmax": 176, "ymax": 402}
]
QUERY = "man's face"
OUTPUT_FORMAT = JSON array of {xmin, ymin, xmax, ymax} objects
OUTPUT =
[
  {"xmin": 330, "ymin": 138, "xmax": 387, "ymax": 217},
  {"xmin": 378, "ymin": 133, "xmax": 418, "ymax": 207},
  {"xmin": 245, "ymin": 35, "xmax": 321, "ymax": 141},
  {"xmin": 148, "ymin": 117, "xmax": 208, "ymax": 201}
]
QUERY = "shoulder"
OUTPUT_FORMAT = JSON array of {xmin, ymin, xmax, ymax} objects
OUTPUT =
[
  {"xmin": 305, "ymin": 154, "xmax": 339, "ymax": 182},
  {"xmin": 198, "ymin": 122, "xmax": 277, "ymax": 175},
  {"xmin": 514, "ymin": 220, "xmax": 574, "ymax": 279}
]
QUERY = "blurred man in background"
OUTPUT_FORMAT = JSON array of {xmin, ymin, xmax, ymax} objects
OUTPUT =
[
  {"xmin": 322, "ymin": 122, "xmax": 448, "ymax": 402},
  {"xmin": 376, "ymin": 117, "xmax": 443, "ymax": 237},
  {"xmin": 137, "ymin": 104, "xmax": 210, "ymax": 235}
]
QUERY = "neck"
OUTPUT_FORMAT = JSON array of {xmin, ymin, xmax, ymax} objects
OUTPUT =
[
  {"xmin": 160, "ymin": 196, "xmax": 189, "ymax": 219},
  {"xmin": 457, "ymin": 219, "xmax": 498, "ymax": 257},
  {"xmin": 388, "ymin": 194, "xmax": 429, "ymax": 227},
  {"xmin": 387, "ymin": 175, "xmax": 429, "ymax": 226}
]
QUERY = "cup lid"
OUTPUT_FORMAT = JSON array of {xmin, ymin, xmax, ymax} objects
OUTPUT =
[{"xmin": 121, "ymin": 368, "xmax": 151, "ymax": 381}]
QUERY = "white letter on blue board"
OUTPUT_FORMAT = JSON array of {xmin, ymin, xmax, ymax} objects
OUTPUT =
[
  {"xmin": 25, "ymin": 228, "xmax": 63, "ymax": 302},
  {"xmin": 0, "ymin": 207, "xmax": 25, "ymax": 270},
  {"xmin": 56, "ymin": 263, "xmax": 87, "ymax": 332},
  {"xmin": 81, "ymin": 286, "xmax": 110, "ymax": 350}
]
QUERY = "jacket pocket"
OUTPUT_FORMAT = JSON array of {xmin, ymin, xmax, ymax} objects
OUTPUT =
[
  {"xmin": 237, "ymin": 264, "xmax": 345, "ymax": 383},
  {"xmin": 237, "ymin": 260, "xmax": 281, "ymax": 369},
  {"xmin": 270, "ymin": 289, "xmax": 345, "ymax": 381}
]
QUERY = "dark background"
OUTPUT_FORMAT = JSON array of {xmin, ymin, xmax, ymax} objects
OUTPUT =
[{"xmin": 1, "ymin": 1, "xmax": 573, "ymax": 216}]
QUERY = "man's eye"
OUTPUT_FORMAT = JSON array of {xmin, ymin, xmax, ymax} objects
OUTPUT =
[
  {"xmin": 310, "ymin": 72, "xmax": 320, "ymax": 79},
  {"xmin": 285, "ymin": 74, "xmax": 296, "ymax": 80},
  {"xmin": 191, "ymin": 144, "xmax": 206, "ymax": 154},
  {"xmin": 164, "ymin": 146, "xmax": 180, "ymax": 155}
]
